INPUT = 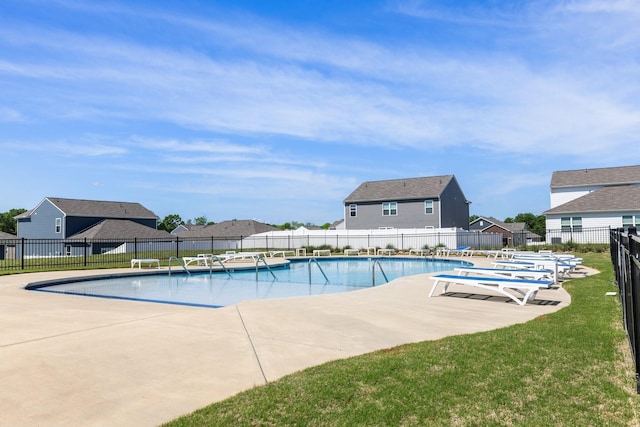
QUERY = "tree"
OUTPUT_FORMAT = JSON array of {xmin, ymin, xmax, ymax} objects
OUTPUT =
[
  {"xmin": 157, "ymin": 214, "xmax": 184, "ymax": 232},
  {"xmin": 0, "ymin": 208, "xmax": 26, "ymax": 235},
  {"xmin": 193, "ymin": 216, "xmax": 208, "ymax": 226},
  {"xmin": 511, "ymin": 213, "xmax": 547, "ymax": 238}
]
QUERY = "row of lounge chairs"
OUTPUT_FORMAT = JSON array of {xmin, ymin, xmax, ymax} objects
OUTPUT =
[
  {"xmin": 182, "ymin": 251, "xmax": 295, "ymax": 267},
  {"xmin": 428, "ymin": 250, "xmax": 584, "ymax": 306}
]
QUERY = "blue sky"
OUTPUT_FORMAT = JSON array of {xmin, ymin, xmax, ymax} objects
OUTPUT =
[{"xmin": 1, "ymin": 0, "xmax": 639, "ymax": 225}]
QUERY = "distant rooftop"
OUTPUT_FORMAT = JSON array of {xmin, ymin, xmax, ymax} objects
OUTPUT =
[{"xmin": 550, "ymin": 165, "xmax": 640, "ymax": 188}]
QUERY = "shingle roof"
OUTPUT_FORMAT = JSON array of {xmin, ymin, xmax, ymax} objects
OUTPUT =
[
  {"xmin": 44, "ymin": 197, "xmax": 158, "ymax": 219},
  {"xmin": 543, "ymin": 185, "xmax": 640, "ymax": 215},
  {"xmin": 175, "ymin": 220, "xmax": 278, "ymax": 238},
  {"xmin": 550, "ymin": 165, "xmax": 640, "ymax": 189},
  {"xmin": 0, "ymin": 231, "xmax": 17, "ymax": 239},
  {"xmin": 344, "ymin": 175, "xmax": 455, "ymax": 203},
  {"xmin": 470, "ymin": 216, "xmax": 526, "ymax": 232},
  {"xmin": 68, "ymin": 219, "xmax": 172, "ymax": 239}
]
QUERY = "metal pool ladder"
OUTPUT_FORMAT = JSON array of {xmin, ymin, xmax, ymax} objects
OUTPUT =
[
  {"xmin": 255, "ymin": 255, "xmax": 278, "ymax": 280},
  {"xmin": 168, "ymin": 256, "xmax": 190, "ymax": 276},
  {"xmin": 308, "ymin": 257, "xmax": 330, "ymax": 284},
  {"xmin": 208, "ymin": 255, "xmax": 232, "ymax": 278},
  {"xmin": 371, "ymin": 259, "xmax": 389, "ymax": 286}
]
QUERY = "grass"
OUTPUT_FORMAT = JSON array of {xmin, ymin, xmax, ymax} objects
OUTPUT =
[{"xmin": 163, "ymin": 252, "xmax": 640, "ymax": 426}]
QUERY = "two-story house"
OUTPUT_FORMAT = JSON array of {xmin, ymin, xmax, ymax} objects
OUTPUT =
[
  {"xmin": 543, "ymin": 165, "xmax": 640, "ymax": 243},
  {"xmin": 16, "ymin": 197, "xmax": 166, "ymax": 255},
  {"xmin": 343, "ymin": 175, "xmax": 470, "ymax": 230}
]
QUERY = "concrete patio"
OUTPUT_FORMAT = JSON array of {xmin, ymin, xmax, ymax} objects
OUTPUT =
[{"xmin": 0, "ymin": 256, "xmax": 580, "ymax": 426}]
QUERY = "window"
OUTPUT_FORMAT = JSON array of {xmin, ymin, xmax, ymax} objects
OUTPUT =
[
  {"xmin": 55, "ymin": 218, "xmax": 62, "ymax": 233},
  {"xmin": 382, "ymin": 202, "xmax": 397, "ymax": 216},
  {"xmin": 623, "ymin": 215, "xmax": 640, "ymax": 230},
  {"xmin": 425, "ymin": 200, "xmax": 433, "ymax": 215},
  {"xmin": 349, "ymin": 204, "xmax": 357, "ymax": 217},
  {"xmin": 572, "ymin": 217, "xmax": 582, "ymax": 232},
  {"xmin": 561, "ymin": 217, "xmax": 582, "ymax": 232}
]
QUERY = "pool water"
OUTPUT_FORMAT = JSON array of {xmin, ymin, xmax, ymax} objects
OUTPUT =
[{"xmin": 31, "ymin": 257, "xmax": 469, "ymax": 308}]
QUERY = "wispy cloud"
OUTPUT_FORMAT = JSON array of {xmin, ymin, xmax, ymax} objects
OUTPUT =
[{"xmin": 1, "ymin": 0, "xmax": 639, "ymax": 221}]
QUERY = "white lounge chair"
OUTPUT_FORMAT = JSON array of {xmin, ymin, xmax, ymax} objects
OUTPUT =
[
  {"xmin": 182, "ymin": 253, "xmax": 214, "ymax": 267},
  {"xmin": 428, "ymin": 273, "xmax": 554, "ymax": 306},
  {"xmin": 130, "ymin": 258, "xmax": 160, "ymax": 269},
  {"xmin": 454, "ymin": 266, "xmax": 554, "ymax": 281},
  {"xmin": 435, "ymin": 246, "xmax": 471, "ymax": 257}
]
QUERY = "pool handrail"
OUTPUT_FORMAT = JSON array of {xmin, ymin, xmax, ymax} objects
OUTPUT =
[
  {"xmin": 168, "ymin": 256, "xmax": 191, "ymax": 276},
  {"xmin": 255, "ymin": 254, "xmax": 277, "ymax": 281},
  {"xmin": 209, "ymin": 255, "xmax": 232, "ymax": 278},
  {"xmin": 371, "ymin": 259, "xmax": 389, "ymax": 286},
  {"xmin": 308, "ymin": 257, "xmax": 330, "ymax": 285}
]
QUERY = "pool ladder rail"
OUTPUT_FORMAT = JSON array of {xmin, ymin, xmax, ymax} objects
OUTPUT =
[
  {"xmin": 308, "ymin": 257, "xmax": 330, "ymax": 285},
  {"xmin": 255, "ymin": 255, "xmax": 277, "ymax": 281},
  {"xmin": 168, "ymin": 256, "xmax": 190, "ymax": 276},
  {"xmin": 371, "ymin": 259, "xmax": 389, "ymax": 286}
]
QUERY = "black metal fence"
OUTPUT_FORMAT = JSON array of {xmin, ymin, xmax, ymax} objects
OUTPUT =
[
  {"xmin": 610, "ymin": 227, "xmax": 640, "ymax": 393},
  {"xmin": 0, "ymin": 236, "xmax": 242, "ymax": 271},
  {"xmin": 0, "ymin": 231, "xmax": 502, "ymax": 271},
  {"xmin": 0, "ymin": 226, "xmax": 614, "ymax": 272}
]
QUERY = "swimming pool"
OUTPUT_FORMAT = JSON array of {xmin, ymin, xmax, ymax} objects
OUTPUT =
[{"xmin": 29, "ymin": 257, "xmax": 470, "ymax": 308}]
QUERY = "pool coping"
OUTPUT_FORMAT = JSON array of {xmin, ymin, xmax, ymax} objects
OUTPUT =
[{"xmin": 0, "ymin": 256, "xmax": 586, "ymax": 426}]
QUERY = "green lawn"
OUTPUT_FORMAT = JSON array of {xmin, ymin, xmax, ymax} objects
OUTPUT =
[{"xmin": 163, "ymin": 252, "xmax": 640, "ymax": 426}]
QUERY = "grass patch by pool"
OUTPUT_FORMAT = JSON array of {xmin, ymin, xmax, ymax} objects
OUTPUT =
[{"xmin": 164, "ymin": 253, "xmax": 640, "ymax": 426}]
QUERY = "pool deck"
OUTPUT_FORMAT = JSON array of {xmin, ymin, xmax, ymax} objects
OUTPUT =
[{"xmin": 0, "ymin": 256, "xmax": 593, "ymax": 426}]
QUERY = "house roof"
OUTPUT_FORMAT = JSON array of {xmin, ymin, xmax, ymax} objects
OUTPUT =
[
  {"xmin": 543, "ymin": 185, "xmax": 640, "ymax": 215},
  {"xmin": 470, "ymin": 216, "xmax": 526, "ymax": 233},
  {"xmin": 0, "ymin": 231, "xmax": 17, "ymax": 239},
  {"xmin": 18, "ymin": 197, "xmax": 159, "ymax": 220},
  {"xmin": 68, "ymin": 219, "xmax": 172, "ymax": 239},
  {"xmin": 330, "ymin": 219, "xmax": 344, "ymax": 229},
  {"xmin": 550, "ymin": 165, "xmax": 640, "ymax": 189},
  {"xmin": 344, "ymin": 175, "xmax": 456, "ymax": 203},
  {"xmin": 175, "ymin": 220, "xmax": 278, "ymax": 238}
]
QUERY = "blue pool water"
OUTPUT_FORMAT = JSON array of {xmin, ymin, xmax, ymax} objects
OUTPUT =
[{"xmin": 30, "ymin": 257, "xmax": 470, "ymax": 308}]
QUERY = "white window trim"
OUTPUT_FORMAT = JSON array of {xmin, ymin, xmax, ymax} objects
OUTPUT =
[
  {"xmin": 55, "ymin": 218, "xmax": 62, "ymax": 234},
  {"xmin": 425, "ymin": 200, "xmax": 433, "ymax": 215},
  {"xmin": 382, "ymin": 202, "xmax": 397, "ymax": 216},
  {"xmin": 561, "ymin": 216, "xmax": 582, "ymax": 232}
]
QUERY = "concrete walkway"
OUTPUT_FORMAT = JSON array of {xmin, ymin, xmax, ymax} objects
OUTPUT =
[{"xmin": 0, "ymin": 257, "xmax": 582, "ymax": 426}]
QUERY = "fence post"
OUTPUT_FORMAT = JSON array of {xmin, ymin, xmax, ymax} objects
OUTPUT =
[
  {"xmin": 21, "ymin": 237, "xmax": 25, "ymax": 270},
  {"xmin": 84, "ymin": 238, "xmax": 88, "ymax": 267}
]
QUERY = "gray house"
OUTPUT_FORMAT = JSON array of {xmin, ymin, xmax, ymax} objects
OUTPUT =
[
  {"xmin": 343, "ymin": 175, "xmax": 470, "ymax": 230},
  {"xmin": 16, "ymin": 197, "xmax": 163, "ymax": 256}
]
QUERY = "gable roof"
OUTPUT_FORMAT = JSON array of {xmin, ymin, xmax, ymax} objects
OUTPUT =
[
  {"xmin": 68, "ymin": 219, "xmax": 171, "ymax": 239},
  {"xmin": 550, "ymin": 165, "xmax": 640, "ymax": 189},
  {"xmin": 543, "ymin": 185, "xmax": 640, "ymax": 215},
  {"xmin": 175, "ymin": 220, "xmax": 278, "ymax": 238},
  {"xmin": 470, "ymin": 216, "xmax": 526, "ymax": 233},
  {"xmin": 344, "ymin": 175, "xmax": 456, "ymax": 203},
  {"xmin": 22, "ymin": 197, "xmax": 159, "ymax": 220}
]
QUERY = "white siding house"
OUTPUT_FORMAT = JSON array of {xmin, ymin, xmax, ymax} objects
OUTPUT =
[{"xmin": 543, "ymin": 165, "xmax": 640, "ymax": 243}]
